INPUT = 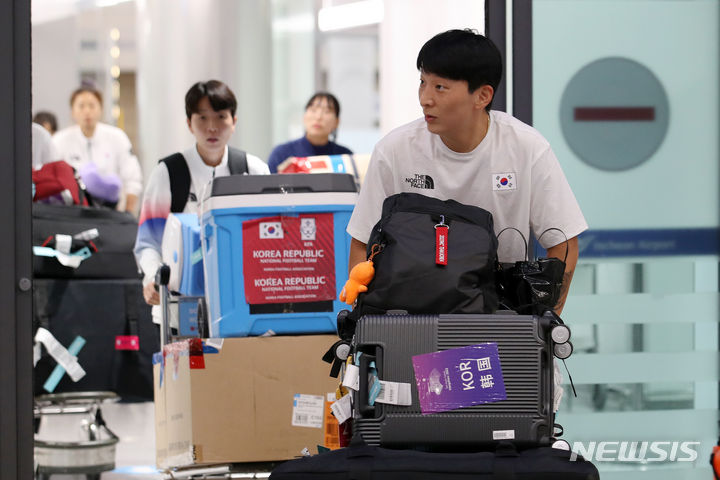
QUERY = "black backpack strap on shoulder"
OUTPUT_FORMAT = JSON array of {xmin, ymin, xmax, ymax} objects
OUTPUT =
[
  {"xmin": 228, "ymin": 147, "xmax": 248, "ymax": 175},
  {"xmin": 160, "ymin": 153, "xmax": 190, "ymax": 213}
]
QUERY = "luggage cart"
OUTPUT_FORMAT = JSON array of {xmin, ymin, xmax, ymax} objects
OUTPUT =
[
  {"xmin": 159, "ymin": 461, "xmax": 282, "ymax": 479},
  {"xmin": 34, "ymin": 391, "xmax": 120, "ymax": 480},
  {"xmin": 155, "ymin": 265, "xmax": 289, "ymax": 479}
]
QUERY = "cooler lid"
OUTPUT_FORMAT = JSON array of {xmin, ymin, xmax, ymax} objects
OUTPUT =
[{"xmin": 209, "ymin": 173, "xmax": 357, "ymax": 197}]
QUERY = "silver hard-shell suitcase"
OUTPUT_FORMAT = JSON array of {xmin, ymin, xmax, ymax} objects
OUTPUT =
[{"xmin": 352, "ymin": 312, "xmax": 556, "ymax": 451}]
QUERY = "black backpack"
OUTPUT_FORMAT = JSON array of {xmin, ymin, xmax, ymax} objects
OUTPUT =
[
  {"xmin": 160, "ymin": 147, "xmax": 248, "ymax": 213},
  {"xmin": 349, "ymin": 193, "xmax": 499, "ymax": 323}
]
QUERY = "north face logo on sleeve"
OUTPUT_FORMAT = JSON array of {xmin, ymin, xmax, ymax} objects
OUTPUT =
[{"xmin": 405, "ymin": 174, "xmax": 435, "ymax": 189}]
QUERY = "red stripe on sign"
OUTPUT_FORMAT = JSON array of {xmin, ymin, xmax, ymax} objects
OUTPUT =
[{"xmin": 574, "ymin": 107, "xmax": 655, "ymax": 121}]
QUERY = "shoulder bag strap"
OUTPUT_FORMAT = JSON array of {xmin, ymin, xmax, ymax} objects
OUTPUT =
[
  {"xmin": 228, "ymin": 147, "xmax": 248, "ymax": 175},
  {"xmin": 159, "ymin": 153, "xmax": 190, "ymax": 213}
]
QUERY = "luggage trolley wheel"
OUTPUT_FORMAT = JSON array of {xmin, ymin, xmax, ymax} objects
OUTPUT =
[
  {"xmin": 34, "ymin": 392, "xmax": 120, "ymax": 480},
  {"xmin": 550, "ymin": 324, "xmax": 571, "ymax": 344},
  {"xmin": 552, "ymin": 439, "xmax": 571, "ymax": 451},
  {"xmin": 553, "ymin": 341, "xmax": 574, "ymax": 360}
]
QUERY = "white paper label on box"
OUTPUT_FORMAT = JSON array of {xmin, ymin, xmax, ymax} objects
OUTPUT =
[
  {"xmin": 291, "ymin": 394, "xmax": 324, "ymax": 429},
  {"xmin": 330, "ymin": 393, "xmax": 353, "ymax": 425},
  {"xmin": 342, "ymin": 363, "xmax": 360, "ymax": 391},
  {"xmin": 205, "ymin": 338, "xmax": 224, "ymax": 350},
  {"xmin": 493, "ymin": 430, "xmax": 515, "ymax": 440},
  {"xmin": 374, "ymin": 381, "xmax": 412, "ymax": 406}
]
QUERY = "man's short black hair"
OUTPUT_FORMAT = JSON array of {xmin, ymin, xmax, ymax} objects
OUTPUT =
[
  {"xmin": 185, "ymin": 80, "xmax": 237, "ymax": 119},
  {"xmin": 416, "ymin": 29, "xmax": 503, "ymax": 108},
  {"xmin": 305, "ymin": 91, "xmax": 341, "ymax": 118}
]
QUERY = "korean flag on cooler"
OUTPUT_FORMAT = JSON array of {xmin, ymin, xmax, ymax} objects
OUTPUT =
[{"xmin": 259, "ymin": 221, "xmax": 284, "ymax": 239}]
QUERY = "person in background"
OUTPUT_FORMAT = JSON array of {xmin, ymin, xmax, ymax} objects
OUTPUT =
[
  {"xmin": 267, "ymin": 92, "xmax": 353, "ymax": 173},
  {"xmin": 52, "ymin": 86, "xmax": 143, "ymax": 213},
  {"xmin": 32, "ymin": 123, "xmax": 61, "ymax": 169},
  {"xmin": 33, "ymin": 111, "xmax": 58, "ymax": 135},
  {"xmin": 134, "ymin": 79, "xmax": 269, "ymax": 313}
]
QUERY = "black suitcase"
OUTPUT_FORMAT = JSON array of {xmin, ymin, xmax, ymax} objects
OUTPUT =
[
  {"xmin": 269, "ymin": 443, "xmax": 600, "ymax": 480},
  {"xmin": 32, "ymin": 203, "xmax": 140, "ymax": 279},
  {"xmin": 33, "ymin": 278, "xmax": 158, "ymax": 401},
  {"xmin": 352, "ymin": 313, "xmax": 555, "ymax": 450}
]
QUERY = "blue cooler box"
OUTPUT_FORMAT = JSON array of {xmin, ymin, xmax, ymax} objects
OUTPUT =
[
  {"xmin": 161, "ymin": 213, "xmax": 204, "ymax": 296},
  {"xmin": 201, "ymin": 173, "xmax": 357, "ymax": 337}
]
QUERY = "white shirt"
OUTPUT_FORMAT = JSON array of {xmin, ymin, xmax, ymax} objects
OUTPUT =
[
  {"xmin": 32, "ymin": 123, "xmax": 60, "ymax": 169},
  {"xmin": 135, "ymin": 145, "xmax": 269, "ymax": 285},
  {"xmin": 53, "ymin": 123, "xmax": 143, "ymax": 197},
  {"xmin": 347, "ymin": 111, "xmax": 588, "ymax": 263},
  {"xmin": 134, "ymin": 145, "xmax": 269, "ymax": 324}
]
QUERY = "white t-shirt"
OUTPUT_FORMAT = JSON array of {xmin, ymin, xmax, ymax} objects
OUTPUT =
[
  {"xmin": 135, "ymin": 145, "xmax": 269, "ymax": 287},
  {"xmin": 53, "ymin": 123, "xmax": 143, "ymax": 197},
  {"xmin": 134, "ymin": 145, "xmax": 269, "ymax": 325},
  {"xmin": 32, "ymin": 123, "xmax": 60, "ymax": 169},
  {"xmin": 347, "ymin": 111, "xmax": 588, "ymax": 263}
]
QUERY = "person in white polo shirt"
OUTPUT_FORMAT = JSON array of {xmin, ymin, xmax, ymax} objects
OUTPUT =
[{"xmin": 53, "ymin": 86, "xmax": 143, "ymax": 213}]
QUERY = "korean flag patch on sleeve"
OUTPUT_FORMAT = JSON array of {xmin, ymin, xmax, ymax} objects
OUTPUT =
[{"xmin": 492, "ymin": 172, "xmax": 516, "ymax": 191}]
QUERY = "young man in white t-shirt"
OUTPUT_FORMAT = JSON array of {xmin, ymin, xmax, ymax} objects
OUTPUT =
[{"xmin": 346, "ymin": 29, "xmax": 588, "ymax": 315}]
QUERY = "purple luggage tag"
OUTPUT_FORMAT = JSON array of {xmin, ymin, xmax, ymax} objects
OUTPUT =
[{"xmin": 412, "ymin": 343, "xmax": 507, "ymax": 415}]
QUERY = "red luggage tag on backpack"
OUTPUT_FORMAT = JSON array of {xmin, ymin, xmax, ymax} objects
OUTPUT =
[
  {"xmin": 115, "ymin": 335, "xmax": 140, "ymax": 351},
  {"xmin": 435, "ymin": 216, "xmax": 448, "ymax": 266}
]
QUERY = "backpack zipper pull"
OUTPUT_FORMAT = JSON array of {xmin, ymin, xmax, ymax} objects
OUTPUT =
[{"xmin": 435, "ymin": 215, "xmax": 449, "ymax": 266}]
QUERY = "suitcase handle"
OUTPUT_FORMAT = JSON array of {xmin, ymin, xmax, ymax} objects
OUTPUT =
[
  {"xmin": 357, "ymin": 353, "xmax": 376, "ymax": 416},
  {"xmin": 156, "ymin": 264, "xmax": 171, "ymax": 348},
  {"xmin": 357, "ymin": 347, "xmax": 385, "ymax": 418}
]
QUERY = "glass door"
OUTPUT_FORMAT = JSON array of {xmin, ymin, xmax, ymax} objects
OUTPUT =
[{"xmin": 530, "ymin": 1, "xmax": 719, "ymax": 478}]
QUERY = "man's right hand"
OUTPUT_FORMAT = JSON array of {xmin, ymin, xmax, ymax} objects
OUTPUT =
[{"xmin": 143, "ymin": 281, "xmax": 160, "ymax": 305}]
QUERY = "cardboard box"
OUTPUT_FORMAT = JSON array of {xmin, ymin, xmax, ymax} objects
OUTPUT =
[{"xmin": 154, "ymin": 335, "xmax": 339, "ymax": 468}]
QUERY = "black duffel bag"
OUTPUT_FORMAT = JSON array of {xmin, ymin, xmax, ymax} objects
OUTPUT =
[
  {"xmin": 32, "ymin": 203, "xmax": 140, "ymax": 279},
  {"xmin": 350, "ymin": 193, "xmax": 498, "ymax": 323},
  {"xmin": 33, "ymin": 278, "xmax": 158, "ymax": 401},
  {"xmin": 270, "ymin": 442, "xmax": 599, "ymax": 480}
]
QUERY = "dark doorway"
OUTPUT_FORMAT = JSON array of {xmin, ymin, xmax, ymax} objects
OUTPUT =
[{"xmin": 0, "ymin": 0, "xmax": 33, "ymax": 478}]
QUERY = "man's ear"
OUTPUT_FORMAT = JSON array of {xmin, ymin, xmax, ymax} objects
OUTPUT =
[
  {"xmin": 474, "ymin": 85, "xmax": 494, "ymax": 110},
  {"xmin": 186, "ymin": 117, "xmax": 193, "ymax": 132}
]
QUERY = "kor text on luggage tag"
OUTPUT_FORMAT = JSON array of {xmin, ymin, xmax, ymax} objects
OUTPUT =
[{"xmin": 412, "ymin": 343, "xmax": 507, "ymax": 414}]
